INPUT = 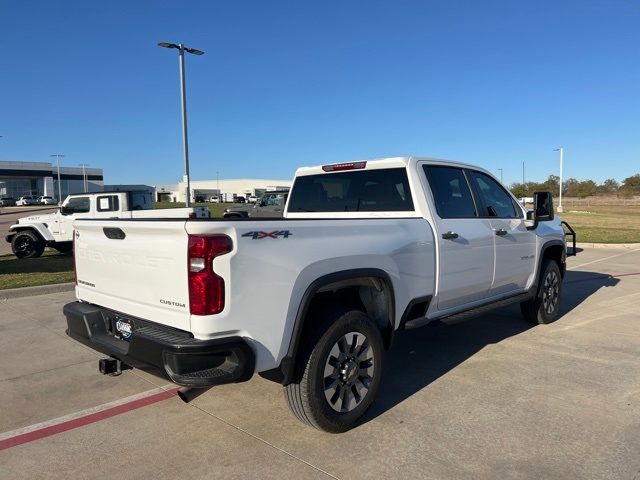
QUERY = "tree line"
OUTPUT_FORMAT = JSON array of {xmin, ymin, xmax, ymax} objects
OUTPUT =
[{"xmin": 509, "ymin": 173, "xmax": 640, "ymax": 198}]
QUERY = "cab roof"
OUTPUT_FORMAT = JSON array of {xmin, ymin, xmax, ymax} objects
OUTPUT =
[{"xmin": 294, "ymin": 156, "xmax": 486, "ymax": 177}]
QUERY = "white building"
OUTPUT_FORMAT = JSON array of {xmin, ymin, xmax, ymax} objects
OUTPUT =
[{"xmin": 155, "ymin": 178, "xmax": 293, "ymax": 203}]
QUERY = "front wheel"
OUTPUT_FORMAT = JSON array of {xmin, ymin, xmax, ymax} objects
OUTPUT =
[
  {"xmin": 284, "ymin": 308, "xmax": 384, "ymax": 433},
  {"xmin": 11, "ymin": 231, "xmax": 45, "ymax": 259},
  {"xmin": 521, "ymin": 259, "xmax": 563, "ymax": 324}
]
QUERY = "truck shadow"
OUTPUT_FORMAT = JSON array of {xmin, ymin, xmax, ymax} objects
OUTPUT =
[{"xmin": 365, "ymin": 269, "xmax": 620, "ymax": 423}]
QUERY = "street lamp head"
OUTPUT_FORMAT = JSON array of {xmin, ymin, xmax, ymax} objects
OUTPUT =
[
  {"xmin": 158, "ymin": 42, "xmax": 204, "ymax": 55},
  {"xmin": 184, "ymin": 47, "xmax": 205, "ymax": 55},
  {"xmin": 553, "ymin": 148, "xmax": 562, "ymax": 151}
]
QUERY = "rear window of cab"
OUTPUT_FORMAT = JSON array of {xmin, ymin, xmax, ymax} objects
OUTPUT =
[{"xmin": 287, "ymin": 168, "xmax": 414, "ymax": 213}]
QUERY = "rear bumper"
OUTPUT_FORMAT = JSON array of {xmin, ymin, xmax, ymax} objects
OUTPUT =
[{"xmin": 63, "ymin": 301, "xmax": 255, "ymax": 387}]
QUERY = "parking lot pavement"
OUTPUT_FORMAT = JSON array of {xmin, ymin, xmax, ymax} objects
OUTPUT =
[
  {"xmin": 0, "ymin": 207, "xmax": 57, "ymax": 256},
  {"xmin": 1, "ymin": 248, "xmax": 639, "ymax": 479}
]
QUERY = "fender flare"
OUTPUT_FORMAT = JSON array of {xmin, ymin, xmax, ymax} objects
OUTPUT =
[
  {"xmin": 8, "ymin": 224, "xmax": 55, "ymax": 243},
  {"xmin": 269, "ymin": 268, "xmax": 395, "ymax": 385},
  {"xmin": 530, "ymin": 239, "xmax": 566, "ymax": 293}
]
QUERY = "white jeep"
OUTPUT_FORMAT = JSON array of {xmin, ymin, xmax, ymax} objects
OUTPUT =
[{"xmin": 6, "ymin": 190, "xmax": 209, "ymax": 258}]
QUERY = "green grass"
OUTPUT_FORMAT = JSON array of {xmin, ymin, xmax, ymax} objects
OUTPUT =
[
  {"xmin": 0, "ymin": 251, "xmax": 74, "ymax": 290},
  {"xmin": 152, "ymin": 201, "xmax": 229, "ymax": 218},
  {"xmin": 560, "ymin": 205, "xmax": 640, "ymax": 244}
]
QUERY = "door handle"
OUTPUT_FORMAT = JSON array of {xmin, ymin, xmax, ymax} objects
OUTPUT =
[
  {"xmin": 494, "ymin": 228, "xmax": 508, "ymax": 236},
  {"xmin": 442, "ymin": 231, "xmax": 459, "ymax": 240}
]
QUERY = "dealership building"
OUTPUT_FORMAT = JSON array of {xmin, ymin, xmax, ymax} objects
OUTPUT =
[{"xmin": 0, "ymin": 160, "xmax": 104, "ymax": 201}]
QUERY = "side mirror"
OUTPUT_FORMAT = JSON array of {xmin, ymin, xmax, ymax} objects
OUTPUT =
[
  {"xmin": 533, "ymin": 191, "xmax": 554, "ymax": 222},
  {"xmin": 60, "ymin": 206, "xmax": 71, "ymax": 215}
]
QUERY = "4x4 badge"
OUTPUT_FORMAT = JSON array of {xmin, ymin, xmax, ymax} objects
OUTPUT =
[{"xmin": 242, "ymin": 230, "xmax": 292, "ymax": 240}]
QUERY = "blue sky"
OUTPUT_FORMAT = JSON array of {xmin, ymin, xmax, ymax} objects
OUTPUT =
[{"xmin": 1, "ymin": 1, "xmax": 638, "ymax": 186}]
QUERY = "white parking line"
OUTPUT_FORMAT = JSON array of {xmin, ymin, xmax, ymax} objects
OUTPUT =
[{"xmin": 568, "ymin": 248, "xmax": 640, "ymax": 270}]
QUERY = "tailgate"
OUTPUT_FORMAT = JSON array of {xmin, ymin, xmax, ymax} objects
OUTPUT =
[{"xmin": 73, "ymin": 219, "xmax": 191, "ymax": 331}]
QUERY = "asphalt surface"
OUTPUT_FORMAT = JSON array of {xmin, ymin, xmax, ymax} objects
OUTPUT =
[
  {"xmin": 1, "ymin": 247, "xmax": 639, "ymax": 479},
  {"xmin": 0, "ymin": 206, "xmax": 57, "ymax": 256}
]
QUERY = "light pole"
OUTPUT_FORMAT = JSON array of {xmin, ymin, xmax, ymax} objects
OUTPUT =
[
  {"xmin": 498, "ymin": 168, "xmax": 503, "ymax": 184},
  {"xmin": 50, "ymin": 154, "xmax": 65, "ymax": 204},
  {"xmin": 158, "ymin": 41, "xmax": 205, "ymax": 207},
  {"xmin": 79, "ymin": 164, "xmax": 89, "ymax": 192},
  {"xmin": 554, "ymin": 147, "xmax": 564, "ymax": 212}
]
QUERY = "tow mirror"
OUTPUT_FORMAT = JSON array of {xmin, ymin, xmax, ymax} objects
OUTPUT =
[{"xmin": 533, "ymin": 191, "xmax": 554, "ymax": 222}]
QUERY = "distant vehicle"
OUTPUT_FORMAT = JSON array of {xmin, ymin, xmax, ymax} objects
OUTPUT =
[
  {"xmin": 0, "ymin": 197, "xmax": 16, "ymax": 207},
  {"xmin": 16, "ymin": 196, "xmax": 38, "ymax": 206},
  {"xmin": 39, "ymin": 196, "xmax": 57, "ymax": 205},
  {"xmin": 224, "ymin": 191, "xmax": 289, "ymax": 219},
  {"xmin": 247, "ymin": 195, "xmax": 258, "ymax": 203},
  {"xmin": 6, "ymin": 191, "xmax": 209, "ymax": 259},
  {"xmin": 209, "ymin": 195, "xmax": 221, "ymax": 203},
  {"xmin": 235, "ymin": 196, "xmax": 246, "ymax": 203}
]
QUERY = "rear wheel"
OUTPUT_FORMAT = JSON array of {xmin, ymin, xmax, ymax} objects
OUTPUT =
[
  {"xmin": 11, "ymin": 230, "xmax": 45, "ymax": 259},
  {"xmin": 521, "ymin": 259, "xmax": 562, "ymax": 324},
  {"xmin": 283, "ymin": 308, "xmax": 384, "ymax": 433}
]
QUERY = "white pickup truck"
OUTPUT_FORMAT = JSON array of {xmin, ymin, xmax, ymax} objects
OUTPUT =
[
  {"xmin": 6, "ymin": 190, "xmax": 209, "ymax": 258},
  {"xmin": 64, "ymin": 157, "xmax": 572, "ymax": 432}
]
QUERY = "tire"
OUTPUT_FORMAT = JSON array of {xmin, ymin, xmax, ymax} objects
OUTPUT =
[
  {"xmin": 521, "ymin": 259, "xmax": 562, "ymax": 324},
  {"xmin": 11, "ymin": 230, "xmax": 45, "ymax": 259},
  {"xmin": 283, "ymin": 308, "xmax": 384, "ymax": 433}
]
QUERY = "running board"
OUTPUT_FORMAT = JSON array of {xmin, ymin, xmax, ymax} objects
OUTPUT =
[{"xmin": 404, "ymin": 292, "xmax": 533, "ymax": 330}]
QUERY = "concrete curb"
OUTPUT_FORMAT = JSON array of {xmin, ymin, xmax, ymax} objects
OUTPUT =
[
  {"xmin": 0, "ymin": 282, "xmax": 74, "ymax": 300},
  {"xmin": 576, "ymin": 243, "xmax": 640, "ymax": 250}
]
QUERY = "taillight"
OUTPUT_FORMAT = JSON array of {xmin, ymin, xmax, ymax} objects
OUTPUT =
[{"xmin": 188, "ymin": 235, "xmax": 233, "ymax": 315}]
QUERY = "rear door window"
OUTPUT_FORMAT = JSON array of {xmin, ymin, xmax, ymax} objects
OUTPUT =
[
  {"xmin": 287, "ymin": 168, "xmax": 414, "ymax": 212},
  {"xmin": 423, "ymin": 166, "xmax": 477, "ymax": 218}
]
